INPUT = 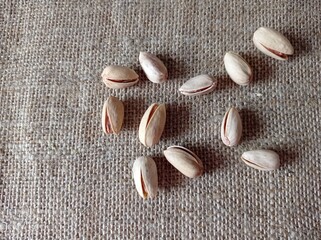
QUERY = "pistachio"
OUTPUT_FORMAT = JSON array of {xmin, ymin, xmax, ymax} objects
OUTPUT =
[
  {"xmin": 221, "ymin": 107, "xmax": 242, "ymax": 146},
  {"xmin": 139, "ymin": 52, "xmax": 168, "ymax": 83},
  {"xmin": 241, "ymin": 150, "xmax": 280, "ymax": 171},
  {"xmin": 224, "ymin": 51, "xmax": 252, "ymax": 86},
  {"xmin": 139, "ymin": 103, "xmax": 166, "ymax": 147},
  {"xmin": 132, "ymin": 156, "xmax": 158, "ymax": 199},
  {"xmin": 179, "ymin": 74, "xmax": 217, "ymax": 96},
  {"xmin": 253, "ymin": 27, "xmax": 294, "ymax": 60},
  {"xmin": 163, "ymin": 146, "xmax": 203, "ymax": 178},
  {"xmin": 101, "ymin": 96, "xmax": 124, "ymax": 135},
  {"xmin": 101, "ymin": 65, "xmax": 139, "ymax": 89}
]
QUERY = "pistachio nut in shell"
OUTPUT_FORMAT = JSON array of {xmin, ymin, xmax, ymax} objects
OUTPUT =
[
  {"xmin": 179, "ymin": 74, "xmax": 217, "ymax": 96},
  {"xmin": 101, "ymin": 65, "xmax": 139, "ymax": 89},
  {"xmin": 221, "ymin": 107, "xmax": 242, "ymax": 146},
  {"xmin": 241, "ymin": 150, "xmax": 280, "ymax": 171},
  {"xmin": 139, "ymin": 103, "xmax": 166, "ymax": 147},
  {"xmin": 163, "ymin": 145, "xmax": 203, "ymax": 178},
  {"xmin": 101, "ymin": 96, "xmax": 124, "ymax": 135},
  {"xmin": 224, "ymin": 51, "xmax": 252, "ymax": 86},
  {"xmin": 132, "ymin": 156, "xmax": 158, "ymax": 199},
  {"xmin": 139, "ymin": 52, "xmax": 168, "ymax": 83},
  {"xmin": 253, "ymin": 27, "xmax": 294, "ymax": 60}
]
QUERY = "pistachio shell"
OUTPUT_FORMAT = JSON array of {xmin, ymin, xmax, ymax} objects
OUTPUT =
[
  {"xmin": 253, "ymin": 27, "xmax": 294, "ymax": 60},
  {"xmin": 221, "ymin": 107, "xmax": 242, "ymax": 146},
  {"xmin": 163, "ymin": 146, "xmax": 203, "ymax": 178},
  {"xmin": 139, "ymin": 103, "xmax": 166, "ymax": 147},
  {"xmin": 132, "ymin": 156, "xmax": 158, "ymax": 199},
  {"xmin": 241, "ymin": 150, "xmax": 280, "ymax": 171},
  {"xmin": 224, "ymin": 52, "xmax": 252, "ymax": 86},
  {"xmin": 179, "ymin": 74, "xmax": 217, "ymax": 96},
  {"xmin": 101, "ymin": 96, "xmax": 124, "ymax": 135},
  {"xmin": 101, "ymin": 65, "xmax": 139, "ymax": 89},
  {"xmin": 139, "ymin": 52, "xmax": 168, "ymax": 83}
]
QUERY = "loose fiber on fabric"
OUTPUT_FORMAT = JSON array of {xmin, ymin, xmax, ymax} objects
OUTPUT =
[{"xmin": 1, "ymin": 1, "xmax": 320, "ymax": 239}]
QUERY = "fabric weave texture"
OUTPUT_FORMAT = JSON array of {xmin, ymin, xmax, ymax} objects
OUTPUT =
[{"xmin": 1, "ymin": 0, "xmax": 321, "ymax": 239}]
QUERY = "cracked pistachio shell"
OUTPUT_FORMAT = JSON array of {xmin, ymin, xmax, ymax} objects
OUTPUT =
[
  {"xmin": 101, "ymin": 65, "xmax": 139, "ymax": 89},
  {"xmin": 179, "ymin": 74, "xmax": 217, "ymax": 96},
  {"xmin": 139, "ymin": 103, "xmax": 166, "ymax": 147},
  {"xmin": 221, "ymin": 107, "xmax": 242, "ymax": 146},
  {"xmin": 163, "ymin": 146, "xmax": 203, "ymax": 178},
  {"xmin": 132, "ymin": 156, "xmax": 158, "ymax": 199},
  {"xmin": 253, "ymin": 27, "xmax": 294, "ymax": 60},
  {"xmin": 101, "ymin": 96, "xmax": 124, "ymax": 135},
  {"xmin": 139, "ymin": 52, "xmax": 168, "ymax": 83},
  {"xmin": 224, "ymin": 52, "xmax": 252, "ymax": 86},
  {"xmin": 241, "ymin": 150, "xmax": 280, "ymax": 171}
]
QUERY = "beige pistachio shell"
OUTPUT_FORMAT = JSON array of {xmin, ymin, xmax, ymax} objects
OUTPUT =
[
  {"xmin": 224, "ymin": 52, "xmax": 252, "ymax": 86},
  {"xmin": 101, "ymin": 96, "xmax": 124, "ymax": 135},
  {"xmin": 241, "ymin": 150, "xmax": 280, "ymax": 171},
  {"xmin": 221, "ymin": 107, "xmax": 242, "ymax": 146},
  {"xmin": 253, "ymin": 27, "xmax": 294, "ymax": 60},
  {"xmin": 179, "ymin": 74, "xmax": 217, "ymax": 96},
  {"xmin": 101, "ymin": 65, "xmax": 139, "ymax": 89},
  {"xmin": 139, "ymin": 103, "xmax": 166, "ymax": 147},
  {"xmin": 163, "ymin": 146, "xmax": 203, "ymax": 178},
  {"xmin": 139, "ymin": 52, "xmax": 168, "ymax": 83},
  {"xmin": 132, "ymin": 156, "xmax": 158, "ymax": 199}
]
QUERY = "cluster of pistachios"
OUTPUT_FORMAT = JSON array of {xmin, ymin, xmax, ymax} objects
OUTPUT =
[
  {"xmin": 218, "ymin": 26, "xmax": 291, "ymax": 173},
  {"xmin": 101, "ymin": 52, "xmax": 168, "ymax": 89},
  {"xmin": 100, "ymin": 26, "xmax": 292, "ymax": 200},
  {"xmin": 133, "ymin": 146, "xmax": 204, "ymax": 199}
]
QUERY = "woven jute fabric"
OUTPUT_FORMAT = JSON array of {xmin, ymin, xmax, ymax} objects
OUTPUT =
[{"xmin": 1, "ymin": 1, "xmax": 321, "ymax": 239}]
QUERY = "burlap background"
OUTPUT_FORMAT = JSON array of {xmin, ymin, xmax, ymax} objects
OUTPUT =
[{"xmin": 1, "ymin": 0, "xmax": 320, "ymax": 239}]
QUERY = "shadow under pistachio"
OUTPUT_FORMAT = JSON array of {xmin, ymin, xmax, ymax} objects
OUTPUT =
[
  {"xmin": 133, "ymin": 66, "xmax": 150, "ymax": 89},
  {"xmin": 189, "ymin": 143, "xmax": 227, "ymax": 175},
  {"xmin": 157, "ymin": 54, "xmax": 190, "ymax": 80},
  {"xmin": 240, "ymin": 52, "xmax": 274, "ymax": 84},
  {"xmin": 122, "ymin": 97, "xmax": 146, "ymax": 132},
  {"xmin": 240, "ymin": 109, "xmax": 265, "ymax": 143},
  {"xmin": 215, "ymin": 75, "xmax": 237, "ymax": 92},
  {"xmin": 162, "ymin": 102, "xmax": 190, "ymax": 140},
  {"xmin": 154, "ymin": 156, "xmax": 185, "ymax": 189},
  {"xmin": 283, "ymin": 30, "xmax": 312, "ymax": 58},
  {"xmin": 273, "ymin": 144, "xmax": 300, "ymax": 170}
]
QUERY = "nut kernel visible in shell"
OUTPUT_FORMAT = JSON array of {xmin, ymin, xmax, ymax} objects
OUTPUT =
[
  {"xmin": 101, "ymin": 96, "xmax": 124, "ymax": 135},
  {"xmin": 221, "ymin": 107, "xmax": 242, "ymax": 146},
  {"xmin": 139, "ymin": 52, "xmax": 168, "ymax": 83},
  {"xmin": 179, "ymin": 74, "xmax": 217, "ymax": 96},
  {"xmin": 163, "ymin": 145, "xmax": 203, "ymax": 178},
  {"xmin": 241, "ymin": 150, "xmax": 280, "ymax": 171},
  {"xmin": 253, "ymin": 27, "xmax": 294, "ymax": 60},
  {"xmin": 101, "ymin": 65, "xmax": 139, "ymax": 89},
  {"xmin": 132, "ymin": 156, "xmax": 158, "ymax": 199},
  {"xmin": 224, "ymin": 51, "xmax": 252, "ymax": 86},
  {"xmin": 139, "ymin": 103, "xmax": 166, "ymax": 147}
]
